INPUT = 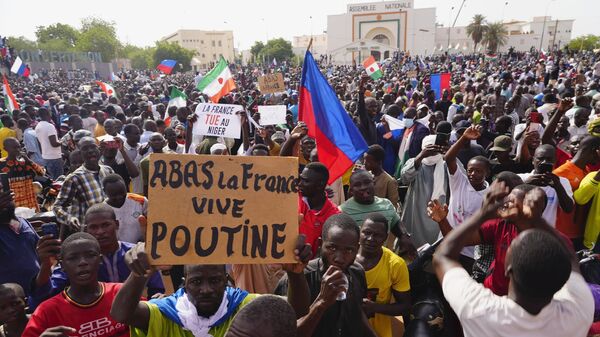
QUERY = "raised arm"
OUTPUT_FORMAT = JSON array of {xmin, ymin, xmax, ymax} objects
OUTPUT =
[
  {"xmin": 280, "ymin": 123, "xmax": 307, "ymax": 157},
  {"xmin": 110, "ymin": 242, "xmax": 152, "ymax": 331},
  {"xmin": 427, "ymin": 199, "xmax": 482, "ymax": 246},
  {"xmin": 444, "ymin": 125, "xmax": 481, "ymax": 174},
  {"xmin": 541, "ymin": 98, "xmax": 573, "ymax": 146},
  {"xmin": 433, "ymin": 181, "xmax": 508, "ymax": 283}
]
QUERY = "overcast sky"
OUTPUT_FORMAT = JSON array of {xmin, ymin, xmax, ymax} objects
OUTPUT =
[{"xmin": 1, "ymin": 0, "xmax": 597, "ymax": 50}]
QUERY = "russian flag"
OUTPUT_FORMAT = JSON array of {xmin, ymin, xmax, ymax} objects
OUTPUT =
[
  {"xmin": 10, "ymin": 57, "xmax": 30, "ymax": 77},
  {"xmin": 157, "ymin": 59, "xmax": 177, "ymax": 74},
  {"xmin": 430, "ymin": 73, "xmax": 451, "ymax": 100},
  {"xmin": 299, "ymin": 51, "xmax": 368, "ymax": 184}
]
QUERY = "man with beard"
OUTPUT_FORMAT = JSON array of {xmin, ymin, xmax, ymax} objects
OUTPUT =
[
  {"xmin": 0, "ymin": 190, "xmax": 40, "ymax": 296},
  {"xmin": 110, "ymin": 239, "xmax": 312, "ymax": 337}
]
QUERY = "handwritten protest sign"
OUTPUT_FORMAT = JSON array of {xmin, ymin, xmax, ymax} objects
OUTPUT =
[
  {"xmin": 146, "ymin": 154, "xmax": 299, "ymax": 265},
  {"xmin": 258, "ymin": 73, "xmax": 285, "ymax": 94},
  {"xmin": 407, "ymin": 70, "xmax": 417, "ymax": 78},
  {"xmin": 193, "ymin": 103, "xmax": 243, "ymax": 139},
  {"xmin": 258, "ymin": 105, "xmax": 287, "ymax": 126}
]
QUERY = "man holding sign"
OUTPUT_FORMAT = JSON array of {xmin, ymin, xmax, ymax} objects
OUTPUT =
[{"xmin": 110, "ymin": 238, "xmax": 312, "ymax": 337}]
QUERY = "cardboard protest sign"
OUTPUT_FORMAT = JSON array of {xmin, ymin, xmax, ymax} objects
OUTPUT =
[
  {"xmin": 258, "ymin": 105, "xmax": 287, "ymax": 126},
  {"xmin": 258, "ymin": 73, "xmax": 285, "ymax": 94},
  {"xmin": 406, "ymin": 70, "xmax": 417, "ymax": 78},
  {"xmin": 146, "ymin": 154, "xmax": 299, "ymax": 265},
  {"xmin": 193, "ymin": 103, "xmax": 244, "ymax": 139}
]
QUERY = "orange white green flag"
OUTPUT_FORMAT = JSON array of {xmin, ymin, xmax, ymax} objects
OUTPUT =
[
  {"xmin": 363, "ymin": 56, "xmax": 382, "ymax": 80},
  {"xmin": 196, "ymin": 56, "xmax": 236, "ymax": 103}
]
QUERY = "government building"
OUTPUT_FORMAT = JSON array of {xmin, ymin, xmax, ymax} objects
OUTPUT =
[
  {"xmin": 325, "ymin": 1, "xmax": 573, "ymax": 65},
  {"xmin": 161, "ymin": 30, "xmax": 235, "ymax": 70}
]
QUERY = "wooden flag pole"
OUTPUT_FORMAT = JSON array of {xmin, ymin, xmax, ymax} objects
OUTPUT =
[{"xmin": 306, "ymin": 38, "xmax": 313, "ymax": 53}]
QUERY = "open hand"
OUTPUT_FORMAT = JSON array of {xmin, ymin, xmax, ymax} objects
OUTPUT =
[{"xmin": 427, "ymin": 199, "xmax": 448, "ymax": 223}]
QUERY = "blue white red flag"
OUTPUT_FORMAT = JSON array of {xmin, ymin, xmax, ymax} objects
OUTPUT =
[
  {"xmin": 299, "ymin": 51, "xmax": 368, "ymax": 184},
  {"xmin": 156, "ymin": 59, "xmax": 177, "ymax": 74}
]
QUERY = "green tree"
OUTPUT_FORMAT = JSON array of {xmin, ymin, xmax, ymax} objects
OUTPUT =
[
  {"xmin": 568, "ymin": 35, "xmax": 600, "ymax": 51},
  {"xmin": 259, "ymin": 38, "xmax": 294, "ymax": 63},
  {"xmin": 75, "ymin": 17, "xmax": 121, "ymax": 61},
  {"xmin": 121, "ymin": 44, "xmax": 154, "ymax": 69},
  {"xmin": 6, "ymin": 36, "xmax": 37, "ymax": 51},
  {"xmin": 482, "ymin": 22, "xmax": 508, "ymax": 54},
  {"xmin": 35, "ymin": 23, "xmax": 80, "ymax": 50},
  {"xmin": 152, "ymin": 41, "xmax": 195, "ymax": 72},
  {"xmin": 250, "ymin": 41, "xmax": 265, "ymax": 63},
  {"xmin": 466, "ymin": 14, "xmax": 487, "ymax": 53}
]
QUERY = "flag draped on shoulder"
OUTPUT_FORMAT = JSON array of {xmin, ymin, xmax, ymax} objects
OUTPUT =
[
  {"xmin": 196, "ymin": 56, "xmax": 236, "ymax": 103},
  {"xmin": 363, "ymin": 56, "xmax": 382, "ymax": 80},
  {"xmin": 2, "ymin": 75, "xmax": 19, "ymax": 115},
  {"xmin": 10, "ymin": 57, "xmax": 30, "ymax": 77},
  {"xmin": 96, "ymin": 81, "xmax": 117, "ymax": 97},
  {"xmin": 300, "ymin": 50, "xmax": 368, "ymax": 184}
]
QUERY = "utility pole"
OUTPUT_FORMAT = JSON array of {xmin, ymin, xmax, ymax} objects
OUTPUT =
[
  {"xmin": 551, "ymin": 19, "xmax": 559, "ymax": 51},
  {"xmin": 447, "ymin": 0, "xmax": 466, "ymax": 53}
]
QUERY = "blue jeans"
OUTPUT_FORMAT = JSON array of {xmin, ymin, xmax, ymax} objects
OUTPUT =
[{"xmin": 45, "ymin": 159, "xmax": 64, "ymax": 179}]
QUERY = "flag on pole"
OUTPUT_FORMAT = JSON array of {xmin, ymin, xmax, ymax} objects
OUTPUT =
[
  {"xmin": 272, "ymin": 57, "xmax": 277, "ymax": 66},
  {"xmin": 10, "ymin": 57, "xmax": 30, "ymax": 77},
  {"xmin": 166, "ymin": 87, "xmax": 187, "ymax": 115},
  {"xmin": 454, "ymin": 42, "xmax": 461, "ymax": 50},
  {"xmin": 196, "ymin": 56, "xmax": 236, "ymax": 103},
  {"xmin": 300, "ymin": 50, "xmax": 368, "ymax": 184},
  {"xmin": 363, "ymin": 56, "xmax": 383, "ymax": 80},
  {"xmin": 2, "ymin": 75, "xmax": 19, "ymax": 116},
  {"xmin": 417, "ymin": 56, "xmax": 427, "ymax": 70},
  {"xmin": 430, "ymin": 73, "xmax": 451, "ymax": 100},
  {"xmin": 156, "ymin": 59, "xmax": 177, "ymax": 74},
  {"xmin": 95, "ymin": 81, "xmax": 117, "ymax": 97}
]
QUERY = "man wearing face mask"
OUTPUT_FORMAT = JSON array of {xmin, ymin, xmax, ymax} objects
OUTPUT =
[
  {"xmin": 400, "ymin": 134, "xmax": 449, "ymax": 248},
  {"xmin": 394, "ymin": 107, "xmax": 430, "ymax": 178}
]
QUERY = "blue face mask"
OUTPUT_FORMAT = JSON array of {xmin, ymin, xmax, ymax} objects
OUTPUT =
[{"xmin": 403, "ymin": 118, "xmax": 414, "ymax": 128}]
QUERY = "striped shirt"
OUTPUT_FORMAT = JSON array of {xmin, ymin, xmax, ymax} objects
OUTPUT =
[{"xmin": 54, "ymin": 164, "xmax": 114, "ymax": 227}]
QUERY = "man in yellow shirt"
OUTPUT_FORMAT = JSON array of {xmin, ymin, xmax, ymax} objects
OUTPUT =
[
  {"xmin": 0, "ymin": 115, "xmax": 17, "ymax": 158},
  {"xmin": 355, "ymin": 213, "xmax": 411, "ymax": 337},
  {"xmin": 574, "ymin": 170, "xmax": 600, "ymax": 248}
]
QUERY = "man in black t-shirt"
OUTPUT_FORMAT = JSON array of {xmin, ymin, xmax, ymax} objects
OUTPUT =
[
  {"xmin": 275, "ymin": 214, "xmax": 377, "ymax": 337},
  {"xmin": 99, "ymin": 137, "xmax": 139, "ymax": 191}
]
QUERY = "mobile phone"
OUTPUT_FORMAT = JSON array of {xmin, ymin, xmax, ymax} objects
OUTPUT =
[
  {"xmin": 435, "ymin": 133, "xmax": 449, "ymax": 146},
  {"xmin": 530, "ymin": 112, "xmax": 541, "ymax": 123},
  {"xmin": 538, "ymin": 162, "xmax": 554, "ymax": 174},
  {"xmin": 41, "ymin": 223, "xmax": 59, "ymax": 239},
  {"xmin": 106, "ymin": 140, "xmax": 120, "ymax": 149},
  {"xmin": 0, "ymin": 173, "xmax": 9, "ymax": 192}
]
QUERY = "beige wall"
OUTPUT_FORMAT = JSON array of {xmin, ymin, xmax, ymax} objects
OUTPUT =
[{"xmin": 162, "ymin": 30, "xmax": 235, "ymax": 70}]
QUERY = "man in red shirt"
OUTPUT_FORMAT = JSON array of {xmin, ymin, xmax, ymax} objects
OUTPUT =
[
  {"xmin": 23, "ymin": 232, "xmax": 129, "ymax": 337},
  {"xmin": 428, "ymin": 183, "xmax": 571, "ymax": 296},
  {"xmin": 298, "ymin": 162, "xmax": 340, "ymax": 258}
]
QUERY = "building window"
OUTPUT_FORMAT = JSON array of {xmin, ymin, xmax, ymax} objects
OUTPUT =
[
  {"xmin": 202, "ymin": 53, "xmax": 205, "ymax": 58},
  {"xmin": 218, "ymin": 41, "xmax": 222, "ymax": 47},
  {"xmin": 201, "ymin": 40, "xmax": 204, "ymax": 44},
  {"xmin": 212, "ymin": 41, "xmax": 215, "ymax": 47},
  {"xmin": 213, "ymin": 54, "xmax": 216, "ymax": 60}
]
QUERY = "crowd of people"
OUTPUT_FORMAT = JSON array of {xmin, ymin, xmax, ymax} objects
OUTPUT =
[{"xmin": 0, "ymin": 44, "xmax": 600, "ymax": 337}]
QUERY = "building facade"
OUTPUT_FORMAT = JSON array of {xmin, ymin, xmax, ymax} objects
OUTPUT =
[
  {"xmin": 292, "ymin": 34, "xmax": 328, "ymax": 58},
  {"xmin": 327, "ymin": 1, "xmax": 436, "ymax": 64},
  {"xmin": 434, "ymin": 16, "xmax": 574, "ymax": 54},
  {"xmin": 161, "ymin": 29, "xmax": 235, "ymax": 70}
]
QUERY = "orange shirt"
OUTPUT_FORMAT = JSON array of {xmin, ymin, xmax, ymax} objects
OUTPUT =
[{"xmin": 553, "ymin": 161, "xmax": 587, "ymax": 238}]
